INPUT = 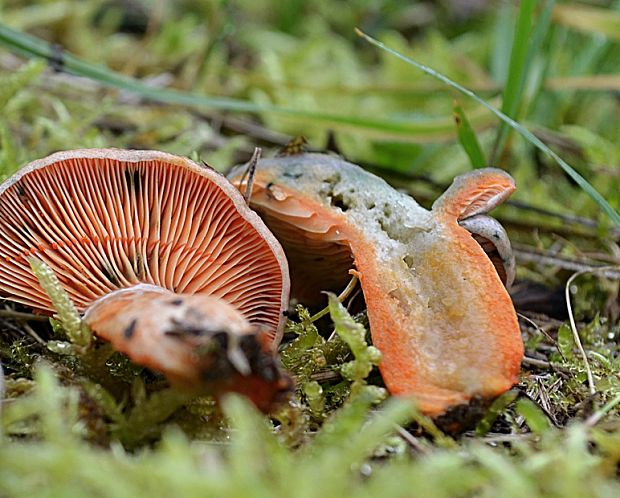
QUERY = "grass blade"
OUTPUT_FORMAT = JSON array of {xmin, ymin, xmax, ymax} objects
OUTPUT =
[
  {"xmin": 516, "ymin": 398, "xmax": 552, "ymax": 434},
  {"xmin": 491, "ymin": 0, "xmax": 535, "ymax": 159},
  {"xmin": 453, "ymin": 100, "xmax": 486, "ymax": 168},
  {"xmin": 355, "ymin": 28, "xmax": 620, "ymax": 229},
  {"xmin": 491, "ymin": 0, "xmax": 554, "ymax": 162}
]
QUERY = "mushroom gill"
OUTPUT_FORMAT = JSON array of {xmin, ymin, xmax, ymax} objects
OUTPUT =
[{"xmin": 0, "ymin": 149, "xmax": 291, "ymax": 409}]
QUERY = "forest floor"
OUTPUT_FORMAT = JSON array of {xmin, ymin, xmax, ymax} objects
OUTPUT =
[{"xmin": 0, "ymin": 1, "xmax": 619, "ymax": 496}]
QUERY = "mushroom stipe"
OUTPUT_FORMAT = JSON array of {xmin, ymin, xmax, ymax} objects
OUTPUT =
[
  {"xmin": 0, "ymin": 149, "xmax": 292, "ymax": 412},
  {"xmin": 229, "ymin": 152, "xmax": 524, "ymax": 417}
]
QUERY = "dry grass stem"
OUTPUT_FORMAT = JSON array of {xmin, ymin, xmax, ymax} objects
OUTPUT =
[{"xmin": 564, "ymin": 266, "xmax": 620, "ymax": 396}]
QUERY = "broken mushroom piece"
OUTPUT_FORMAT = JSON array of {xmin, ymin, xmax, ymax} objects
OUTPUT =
[
  {"xmin": 229, "ymin": 153, "xmax": 523, "ymax": 416},
  {"xmin": 0, "ymin": 149, "xmax": 292, "ymax": 411}
]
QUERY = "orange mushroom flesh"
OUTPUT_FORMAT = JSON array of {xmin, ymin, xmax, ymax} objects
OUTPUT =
[
  {"xmin": 0, "ymin": 149, "xmax": 292, "ymax": 411},
  {"xmin": 229, "ymin": 153, "xmax": 523, "ymax": 416}
]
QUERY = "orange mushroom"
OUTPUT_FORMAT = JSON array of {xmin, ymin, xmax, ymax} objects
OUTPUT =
[
  {"xmin": 0, "ymin": 149, "xmax": 292, "ymax": 411},
  {"xmin": 229, "ymin": 153, "xmax": 523, "ymax": 416}
]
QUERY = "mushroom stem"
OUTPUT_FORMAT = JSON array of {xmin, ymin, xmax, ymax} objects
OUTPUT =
[
  {"xmin": 84, "ymin": 284, "xmax": 292, "ymax": 411},
  {"xmin": 83, "ymin": 285, "xmax": 247, "ymax": 386},
  {"xmin": 346, "ymin": 220, "xmax": 521, "ymax": 414}
]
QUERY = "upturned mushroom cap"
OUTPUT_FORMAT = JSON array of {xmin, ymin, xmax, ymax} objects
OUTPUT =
[
  {"xmin": 229, "ymin": 153, "xmax": 523, "ymax": 416},
  {"xmin": 0, "ymin": 149, "xmax": 292, "ymax": 408}
]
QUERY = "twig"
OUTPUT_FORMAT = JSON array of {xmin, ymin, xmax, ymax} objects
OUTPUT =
[
  {"xmin": 308, "ymin": 370, "xmax": 341, "ymax": 383},
  {"xmin": 515, "ymin": 246, "xmax": 620, "ymax": 278},
  {"xmin": 506, "ymin": 200, "xmax": 605, "ymax": 231},
  {"xmin": 393, "ymin": 424, "xmax": 429, "ymax": 455},
  {"xmin": 522, "ymin": 356, "xmax": 570, "ymax": 373},
  {"xmin": 504, "ymin": 219, "xmax": 607, "ymax": 242},
  {"xmin": 0, "ymin": 309, "xmax": 49, "ymax": 321},
  {"xmin": 517, "ymin": 312, "xmax": 566, "ymax": 362},
  {"xmin": 22, "ymin": 322, "xmax": 46, "ymax": 346},
  {"xmin": 202, "ymin": 112, "xmax": 292, "ymax": 146},
  {"xmin": 563, "ymin": 267, "xmax": 620, "ymax": 395},
  {"xmin": 517, "ymin": 311, "xmax": 564, "ymax": 330},
  {"xmin": 241, "ymin": 147, "xmax": 261, "ymax": 203}
]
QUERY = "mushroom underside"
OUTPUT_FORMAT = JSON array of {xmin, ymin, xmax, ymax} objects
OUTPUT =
[
  {"xmin": 258, "ymin": 210, "xmax": 354, "ymax": 305},
  {"xmin": 0, "ymin": 151, "xmax": 288, "ymax": 342}
]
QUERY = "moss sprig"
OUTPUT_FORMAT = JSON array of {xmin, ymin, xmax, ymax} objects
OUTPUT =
[{"xmin": 28, "ymin": 257, "xmax": 92, "ymax": 348}]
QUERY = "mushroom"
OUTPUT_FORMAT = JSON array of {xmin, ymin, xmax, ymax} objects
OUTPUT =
[
  {"xmin": 229, "ymin": 153, "xmax": 523, "ymax": 416},
  {"xmin": 0, "ymin": 149, "xmax": 292, "ymax": 411}
]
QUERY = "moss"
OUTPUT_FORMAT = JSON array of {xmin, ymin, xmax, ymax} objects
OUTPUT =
[{"xmin": 29, "ymin": 258, "xmax": 92, "ymax": 347}]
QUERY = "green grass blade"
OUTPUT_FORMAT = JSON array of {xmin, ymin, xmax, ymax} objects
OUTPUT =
[
  {"xmin": 516, "ymin": 398, "xmax": 552, "ymax": 434},
  {"xmin": 491, "ymin": 0, "xmax": 553, "ymax": 162},
  {"xmin": 453, "ymin": 100, "xmax": 486, "ymax": 168},
  {"xmin": 475, "ymin": 390, "xmax": 519, "ymax": 436},
  {"xmin": 493, "ymin": 0, "xmax": 535, "ymax": 142},
  {"xmin": 490, "ymin": 3, "xmax": 514, "ymax": 83},
  {"xmin": 355, "ymin": 28, "xmax": 620, "ymax": 229},
  {"xmin": 0, "ymin": 22, "xmax": 467, "ymax": 143},
  {"xmin": 518, "ymin": 1, "xmax": 556, "ymax": 115}
]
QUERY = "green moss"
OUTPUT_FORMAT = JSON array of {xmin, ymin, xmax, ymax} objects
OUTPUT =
[
  {"xmin": 29, "ymin": 258, "xmax": 91, "ymax": 347},
  {"xmin": 2, "ymin": 378, "xmax": 619, "ymax": 498}
]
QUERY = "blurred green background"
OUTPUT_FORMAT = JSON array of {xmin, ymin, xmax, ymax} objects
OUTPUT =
[{"xmin": 1, "ymin": 0, "xmax": 618, "ymax": 216}]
